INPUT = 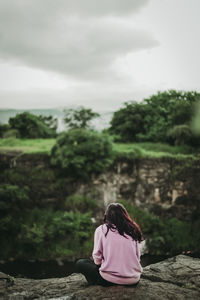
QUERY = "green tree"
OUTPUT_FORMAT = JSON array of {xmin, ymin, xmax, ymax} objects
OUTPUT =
[
  {"xmin": 63, "ymin": 107, "xmax": 100, "ymax": 129},
  {"xmin": 38, "ymin": 115, "xmax": 58, "ymax": 133},
  {"xmin": 51, "ymin": 129, "xmax": 113, "ymax": 179},
  {"xmin": 191, "ymin": 102, "xmax": 200, "ymax": 135},
  {"xmin": 109, "ymin": 102, "xmax": 147, "ymax": 142},
  {"xmin": 109, "ymin": 90, "xmax": 200, "ymax": 143},
  {"xmin": 9, "ymin": 112, "xmax": 56, "ymax": 138},
  {"xmin": 143, "ymin": 90, "xmax": 199, "ymax": 142}
]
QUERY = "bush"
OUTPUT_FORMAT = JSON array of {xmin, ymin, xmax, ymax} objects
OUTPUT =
[
  {"xmin": 167, "ymin": 125, "xmax": 193, "ymax": 145},
  {"xmin": 0, "ymin": 184, "xmax": 30, "ymax": 243},
  {"xmin": 0, "ymin": 208, "xmax": 94, "ymax": 260},
  {"xmin": 0, "ymin": 123, "xmax": 10, "ymax": 138},
  {"xmin": 3, "ymin": 129, "xmax": 20, "ymax": 138},
  {"xmin": 9, "ymin": 112, "xmax": 56, "ymax": 138},
  {"xmin": 0, "ymin": 184, "xmax": 29, "ymax": 215},
  {"xmin": 51, "ymin": 129, "xmax": 114, "ymax": 179}
]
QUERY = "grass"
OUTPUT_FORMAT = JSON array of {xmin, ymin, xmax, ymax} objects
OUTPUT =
[
  {"xmin": 0, "ymin": 138, "xmax": 56, "ymax": 154},
  {"xmin": 113, "ymin": 142, "xmax": 198, "ymax": 159},
  {"xmin": 0, "ymin": 138, "xmax": 198, "ymax": 158}
]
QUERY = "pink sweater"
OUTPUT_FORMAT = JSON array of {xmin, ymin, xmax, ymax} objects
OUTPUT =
[{"xmin": 92, "ymin": 224, "xmax": 143, "ymax": 285}]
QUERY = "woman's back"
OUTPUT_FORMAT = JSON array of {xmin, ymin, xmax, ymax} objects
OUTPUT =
[
  {"xmin": 76, "ymin": 202, "xmax": 143, "ymax": 286},
  {"xmin": 93, "ymin": 224, "xmax": 143, "ymax": 284}
]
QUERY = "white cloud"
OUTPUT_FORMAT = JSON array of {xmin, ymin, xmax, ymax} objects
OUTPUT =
[{"xmin": 0, "ymin": 0, "xmax": 157, "ymax": 80}]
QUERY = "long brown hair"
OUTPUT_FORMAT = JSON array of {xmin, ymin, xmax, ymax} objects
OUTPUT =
[{"xmin": 104, "ymin": 203, "xmax": 143, "ymax": 242}]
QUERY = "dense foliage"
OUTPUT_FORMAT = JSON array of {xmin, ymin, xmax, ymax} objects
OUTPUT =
[
  {"xmin": 65, "ymin": 194, "xmax": 97, "ymax": 212},
  {"xmin": 9, "ymin": 112, "xmax": 57, "ymax": 138},
  {"xmin": 38, "ymin": 115, "xmax": 58, "ymax": 132},
  {"xmin": 51, "ymin": 129, "xmax": 114, "ymax": 178},
  {"xmin": 110, "ymin": 90, "xmax": 200, "ymax": 145},
  {"xmin": 0, "ymin": 124, "xmax": 10, "ymax": 138},
  {"xmin": 0, "ymin": 180, "xmax": 199, "ymax": 260},
  {"xmin": 64, "ymin": 107, "xmax": 100, "ymax": 129},
  {"xmin": 119, "ymin": 200, "xmax": 200, "ymax": 256},
  {"xmin": 0, "ymin": 183, "xmax": 95, "ymax": 260}
]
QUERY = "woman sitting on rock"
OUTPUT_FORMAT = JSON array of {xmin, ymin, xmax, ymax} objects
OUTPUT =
[{"xmin": 76, "ymin": 202, "xmax": 143, "ymax": 286}]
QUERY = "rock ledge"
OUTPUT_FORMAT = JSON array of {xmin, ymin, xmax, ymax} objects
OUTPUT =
[{"xmin": 0, "ymin": 255, "xmax": 199, "ymax": 299}]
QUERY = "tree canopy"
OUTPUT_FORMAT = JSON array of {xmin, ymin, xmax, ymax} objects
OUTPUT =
[
  {"xmin": 9, "ymin": 112, "xmax": 57, "ymax": 138},
  {"xmin": 63, "ymin": 107, "xmax": 100, "ymax": 130},
  {"xmin": 109, "ymin": 90, "xmax": 200, "ymax": 145},
  {"xmin": 51, "ymin": 129, "xmax": 113, "ymax": 179}
]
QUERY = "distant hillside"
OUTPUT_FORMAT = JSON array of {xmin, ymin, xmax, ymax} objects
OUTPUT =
[{"xmin": 0, "ymin": 108, "xmax": 113, "ymax": 132}]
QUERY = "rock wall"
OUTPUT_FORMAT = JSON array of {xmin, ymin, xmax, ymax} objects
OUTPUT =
[
  {"xmin": 79, "ymin": 157, "xmax": 200, "ymax": 220},
  {"xmin": 0, "ymin": 152, "xmax": 200, "ymax": 220},
  {"xmin": 1, "ymin": 255, "xmax": 199, "ymax": 299}
]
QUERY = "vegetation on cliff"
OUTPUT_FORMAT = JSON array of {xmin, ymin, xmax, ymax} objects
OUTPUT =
[
  {"xmin": 0, "ymin": 89, "xmax": 200, "ymax": 262},
  {"xmin": 0, "ymin": 163, "xmax": 199, "ymax": 260},
  {"xmin": 51, "ymin": 129, "xmax": 114, "ymax": 179}
]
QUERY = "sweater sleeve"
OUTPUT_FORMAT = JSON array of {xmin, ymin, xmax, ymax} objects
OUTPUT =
[{"xmin": 92, "ymin": 226, "xmax": 103, "ymax": 265}]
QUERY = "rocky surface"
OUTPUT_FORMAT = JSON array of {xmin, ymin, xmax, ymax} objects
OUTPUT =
[{"xmin": 0, "ymin": 255, "xmax": 199, "ymax": 300}]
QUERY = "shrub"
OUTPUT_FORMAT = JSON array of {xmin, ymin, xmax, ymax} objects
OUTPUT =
[
  {"xmin": 0, "ymin": 184, "xmax": 30, "ymax": 242},
  {"xmin": 3, "ymin": 129, "xmax": 20, "ymax": 138},
  {"xmin": 51, "ymin": 129, "xmax": 114, "ymax": 179},
  {"xmin": 15, "ymin": 209, "xmax": 94, "ymax": 259},
  {"xmin": 9, "ymin": 112, "xmax": 56, "ymax": 138},
  {"xmin": 167, "ymin": 125, "xmax": 192, "ymax": 145},
  {"xmin": 0, "ymin": 184, "xmax": 29, "ymax": 214},
  {"xmin": 0, "ymin": 123, "xmax": 10, "ymax": 138}
]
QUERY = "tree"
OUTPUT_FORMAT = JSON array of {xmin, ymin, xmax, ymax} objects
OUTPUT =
[
  {"xmin": 63, "ymin": 107, "xmax": 100, "ymax": 129},
  {"xmin": 109, "ymin": 102, "xmax": 147, "ymax": 142},
  {"xmin": 51, "ymin": 129, "xmax": 113, "ymax": 179},
  {"xmin": 143, "ymin": 90, "xmax": 199, "ymax": 142},
  {"xmin": 109, "ymin": 90, "xmax": 200, "ymax": 143},
  {"xmin": 191, "ymin": 102, "xmax": 200, "ymax": 135},
  {"xmin": 38, "ymin": 115, "xmax": 58, "ymax": 133},
  {"xmin": 9, "ymin": 112, "xmax": 57, "ymax": 138}
]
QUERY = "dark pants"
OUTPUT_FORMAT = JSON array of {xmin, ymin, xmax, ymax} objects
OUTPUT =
[{"xmin": 76, "ymin": 259, "xmax": 114, "ymax": 286}]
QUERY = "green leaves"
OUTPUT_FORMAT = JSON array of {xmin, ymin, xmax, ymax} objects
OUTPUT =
[
  {"xmin": 109, "ymin": 90, "xmax": 200, "ymax": 145},
  {"xmin": 51, "ymin": 128, "xmax": 114, "ymax": 179},
  {"xmin": 65, "ymin": 194, "xmax": 97, "ymax": 212},
  {"xmin": 0, "ymin": 184, "xmax": 29, "ymax": 213},
  {"xmin": 9, "ymin": 112, "xmax": 57, "ymax": 138},
  {"xmin": 17, "ymin": 209, "xmax": 94, "ymax": 259},
  {"xmin": 119, "ymin": 200, "xmax": 200, "ymax": 256},
  {"xmin": 64, "ymin": 107, "xmax": 100, "ymax": 130}
]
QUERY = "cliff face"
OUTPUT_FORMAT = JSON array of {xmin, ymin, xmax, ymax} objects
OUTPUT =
[
  {"xmin": 1, "ymin": 255, "xmax": 199, "ymax": 300},
  {"xmin": 1, "ymin": 152, "xmax": 200, "ymax": 220},
  {"xmin": 81, "ymin": 157, "xmax": 200, "ymax": 220}
]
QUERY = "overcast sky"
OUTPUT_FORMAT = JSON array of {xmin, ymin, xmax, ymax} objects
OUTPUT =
[{"xmin": 0, "ymin": 0, "xmax": 199, "ymax": 111}]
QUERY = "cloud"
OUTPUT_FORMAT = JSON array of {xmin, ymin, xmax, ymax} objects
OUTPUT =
[
  {"xmin": 0, "ymin": 0, "xmax": 158, "ymax": 80},
  {"xmin": 0, "ymin": 81, "xmax": 155, "ymax": 111},
  {"xmin": 0, "ymin": 0, "xmax": 150, "ymax": 19}
]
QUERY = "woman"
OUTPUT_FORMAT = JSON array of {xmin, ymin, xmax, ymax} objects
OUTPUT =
[{"xmin": 76, "ymin": 202, "xmax": 143, "ymax": 286}]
